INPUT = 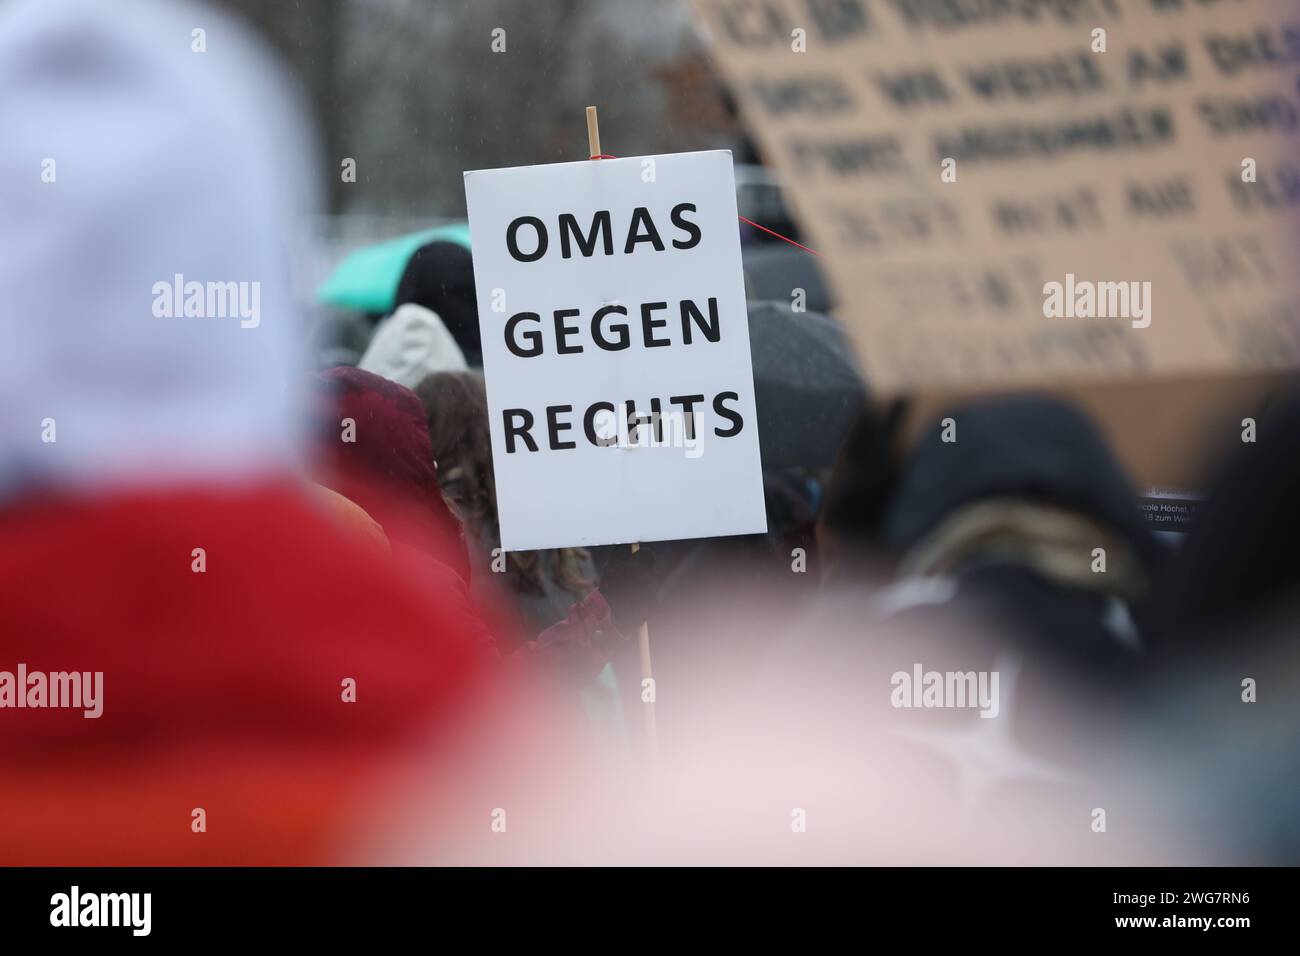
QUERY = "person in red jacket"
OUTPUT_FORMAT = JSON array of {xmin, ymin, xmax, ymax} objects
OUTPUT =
[
  {"xmin": 306, "ymin": 366, "xmax": 622, "ymax": 681},
  {"xmin": 0, "ymin": 0, "xmax": 522, "ymax": 865}
]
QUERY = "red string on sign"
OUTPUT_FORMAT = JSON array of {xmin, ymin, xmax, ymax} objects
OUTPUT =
[
  {"xmin": 589, "ymin": 152, "xmax": 819, "ymax": 257},
  {"xmin": 736, "ymin": 216, "xmax": 821, "ymax": 257}
]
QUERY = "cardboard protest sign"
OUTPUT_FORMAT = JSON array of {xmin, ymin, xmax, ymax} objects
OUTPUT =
[
  {"xmin": 463, "ymin": 150, "xmax": 767, "ymax": 551},
  {"xmin": 691, "ymin": 0, "xmax": 1300, "ymax": 392}
]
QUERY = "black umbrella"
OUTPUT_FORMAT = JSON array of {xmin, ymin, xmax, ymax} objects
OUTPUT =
[
  {"xmin": 745, "ymin": 301, "xmax": 867, "ymax": 472},
  {"xmin": 742, "ymin": 243, "xmax": 833, "ymax": 315}
]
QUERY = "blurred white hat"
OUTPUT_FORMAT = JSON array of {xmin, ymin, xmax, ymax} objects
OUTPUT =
[
  {"xmin": 359, "ymin": 304, "xmax": 469, "ymax": 390},
  {"xmin": 0, "ymin": 0, "xmax": 320, "ymax": 499}
]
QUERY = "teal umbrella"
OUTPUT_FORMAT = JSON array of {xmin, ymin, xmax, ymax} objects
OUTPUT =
[{"xmin": 317, "ymin": 222, "xmax": 471, "ymax": 313}]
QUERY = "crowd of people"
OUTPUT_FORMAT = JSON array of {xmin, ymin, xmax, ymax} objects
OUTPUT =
[{"xmin": 1, "ymin": 0, "xmax": 1294, "ymax": 866}]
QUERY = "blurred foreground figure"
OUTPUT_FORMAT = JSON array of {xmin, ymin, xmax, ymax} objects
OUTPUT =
[
  {"xmin": 1147, "ymin": 389, "xmax": 1300, "ymax": 653},
  {"xmin": 0, "ymin": 0, "xmax": 493, "ymax": 864}
]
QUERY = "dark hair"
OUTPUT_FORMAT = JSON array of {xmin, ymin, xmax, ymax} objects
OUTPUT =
[
  {"xmin": 413, "ymin": 371, "xmax": 591, "ymax": 598},
  {"xmin": 415, "ymin": 370, "xmax": 496, "ymax": 529}
]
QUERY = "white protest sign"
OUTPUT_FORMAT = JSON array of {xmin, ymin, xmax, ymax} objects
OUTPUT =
[{"xmin": 463, "ymin": 149, "xmax": 767, "ymax": 551}]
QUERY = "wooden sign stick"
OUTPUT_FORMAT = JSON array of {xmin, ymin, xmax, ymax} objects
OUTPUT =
[
  {"xmin": 586, "ymin": 105, "xmax": 657, "ymax": 758},
  {"xmin": 586, "ymin": 105, "xmax": 602, "ymax": 159},
  {"xmin": 630, "ymin": 542, "xmax": 657, "ymax": 758}
]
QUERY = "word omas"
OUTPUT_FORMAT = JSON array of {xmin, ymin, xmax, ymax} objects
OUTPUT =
[
  {"xmin": 152, "ymin": 273, "xmax": 261, "ymax": 328},
  {"xmin": 51, "ymin": 886, "xmax": 151, "ymax": 936},
  {"xmin": 505, "ymin": 203, "xmax": 701, "ymax": 261},
  {"xmin": 1042, "ymin": 273, "xmax": 1152, "ymax": 329},
  {"xmin": 0, "ymin": 663, "xmax": 102, "ymax": 718}
]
